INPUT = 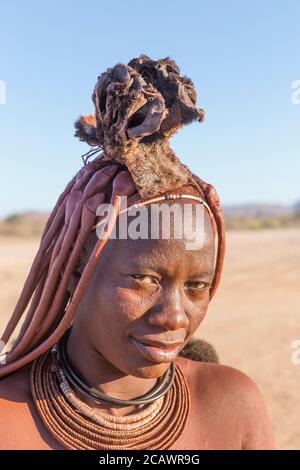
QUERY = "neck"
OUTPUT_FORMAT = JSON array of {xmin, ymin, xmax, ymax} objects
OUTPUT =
[{"xmin": 65, "ymin": 325, "xmax": 158, "ymax": 417}]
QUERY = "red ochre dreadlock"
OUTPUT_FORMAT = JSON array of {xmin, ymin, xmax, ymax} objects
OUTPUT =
[{"xmin": 0, "ymin": 55, "xmax": 226, "ymax": 378}]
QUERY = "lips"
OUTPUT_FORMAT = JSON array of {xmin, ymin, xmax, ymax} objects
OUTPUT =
[{"xmin": 131, "ymin": 336, "xmax": 182, "ymax": 363}]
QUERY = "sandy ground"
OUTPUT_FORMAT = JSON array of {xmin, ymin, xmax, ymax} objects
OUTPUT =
[{"xmin": 0, "ymin": 229, "xmax": 299, "ymax": 449}]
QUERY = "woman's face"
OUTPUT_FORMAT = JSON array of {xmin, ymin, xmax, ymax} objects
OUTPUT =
[{"xmin": 72, "ymin": 200, "xmax": 216, "ymax": 379}]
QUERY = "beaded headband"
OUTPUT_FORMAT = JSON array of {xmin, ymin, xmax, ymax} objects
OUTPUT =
[{"xmin": 92, "ymin": 193, "xmax": 214, "ymax": 232}]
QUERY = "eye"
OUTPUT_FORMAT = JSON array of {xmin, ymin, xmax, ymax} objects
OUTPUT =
[
  {"xmin": 131, "ymin": 274, "xmax": 160, "ymax": 285},
  {"xmin": 185, "ymin": 281, "xmax": 211, "ymax": 292}
]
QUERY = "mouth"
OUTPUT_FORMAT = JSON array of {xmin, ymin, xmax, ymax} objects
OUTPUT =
[{"xmin": 130, "ymin": 336, "xmax": 182, "ymax": 364}]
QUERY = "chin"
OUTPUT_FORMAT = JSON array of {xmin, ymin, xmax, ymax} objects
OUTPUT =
[{"xmin": 133, "ymin": 362, "xmax": 171, "ymax": 379}]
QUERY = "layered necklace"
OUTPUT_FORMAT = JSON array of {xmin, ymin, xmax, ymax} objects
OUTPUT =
[{"xmin": 30, "ymin": 331, "xmax": 191, "ymax": 450}]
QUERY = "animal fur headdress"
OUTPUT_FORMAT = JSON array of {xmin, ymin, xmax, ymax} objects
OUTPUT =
[{"xmin": 74, "ymin": 54, "xmax": 205, "ymax": 198}]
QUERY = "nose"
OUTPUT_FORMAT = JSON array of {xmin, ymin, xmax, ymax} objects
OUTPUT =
[{"xmin": 147, "ymin": 284, "xmax": 189, "ymax": 331}]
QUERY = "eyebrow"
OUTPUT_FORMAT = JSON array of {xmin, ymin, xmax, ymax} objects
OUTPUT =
[
  {"xmin": 127, "ymin": 261, "xmax": 214, "ymax": 279},
  {"xmin": 126, "ymin": 262, "xmax": 165, "ymax": 274},
  {"xmin": 188, "ymin": 271, "xmax": 215, "ymax": 279}
]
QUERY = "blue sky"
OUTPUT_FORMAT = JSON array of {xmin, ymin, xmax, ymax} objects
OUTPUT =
[{"xmin": 0, "ymin": 0, "xmax": 299, "ymax": 217}]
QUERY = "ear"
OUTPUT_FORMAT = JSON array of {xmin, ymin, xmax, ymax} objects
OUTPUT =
[{"xmin": 74, "ymin": 114, "xmax": 98, "ymax": 146}]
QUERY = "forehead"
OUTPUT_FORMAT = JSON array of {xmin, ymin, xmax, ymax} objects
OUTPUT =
[
  {"xmin": 97, "ymin": 200, "xmax": 215, "ymax": 274},
  {"xmin": 113, "ymin": 236, "xmax": 214, "ymax": 271},
  {"xmin": 116, "ymin": 197, "xmax": 214, "ymax": 240}
]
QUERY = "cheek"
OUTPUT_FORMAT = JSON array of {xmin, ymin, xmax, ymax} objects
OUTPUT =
[
  {"xmin": 89, "ymin": 278, "xmax": 150, "ymax": 333},
  {"xmin": 113, "ymin": 286, "xmax": 151, "ymax": 322},
  {"xmin": 79, "ymin": 276, "xmax": 125, "ymax": 331},
  {"xmin": 187, "ymin": 293, "xmax": 210, "ymax": 333}
]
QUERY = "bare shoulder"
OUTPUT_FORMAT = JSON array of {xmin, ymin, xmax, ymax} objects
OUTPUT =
[
  {"xmin": 0, "ymin": 364, "xmax": 32, "ymax": 411},
  {"xmin": 177, "ymin": 354, "xmax": 261, "ymax": 397},
  {"xmin": 176, "ymin": 357, "xmax": 276, "ymax": 449},
  {"xmin": 0, "ymin": 364, "xmax": 53, "ymax": 449},
  {"xmin": 0, "ymin": 365, "xmax": 34, "ymax": 448}
]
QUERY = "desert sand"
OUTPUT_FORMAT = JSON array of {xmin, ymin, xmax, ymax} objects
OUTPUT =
[{"xmin": 0, "ymin": 229, "xmax": 299, "ymax": 449}]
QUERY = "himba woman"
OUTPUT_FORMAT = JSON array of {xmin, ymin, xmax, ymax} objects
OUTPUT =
[{"xmin": 0, "ymin": 55, "xmax": 275, "ymax": 450}]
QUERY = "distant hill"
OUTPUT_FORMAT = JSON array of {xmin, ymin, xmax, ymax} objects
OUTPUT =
[
  {"xmin": 0, "ymin": 211, "xmax": 49, "ymax": 237},
  {"xmin": 294, "ymin": 201, "xmax": 300, "ymax": 214},
  {"xmin": 223, "ymin": 204, "xmax": 296, "ymax": 219},
  {"xmin": 223, "ymin": 203, "xmax": 300, "ymax": 230}
]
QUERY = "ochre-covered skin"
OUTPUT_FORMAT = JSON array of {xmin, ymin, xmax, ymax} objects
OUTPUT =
[
  {"xmin": 0, "ymin": 357, "xmax": 275, "ymax": 449},
  {"xmin": 0, "ymin": 162, "xmax": 225, "ymax": 379},
  {"xmin": 0, "ymin": 55, "xmax": 275, "ymax": 449},
  {"xmin": 0, "ymin": 187, "xmax": 275, "ymax": 449}
]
